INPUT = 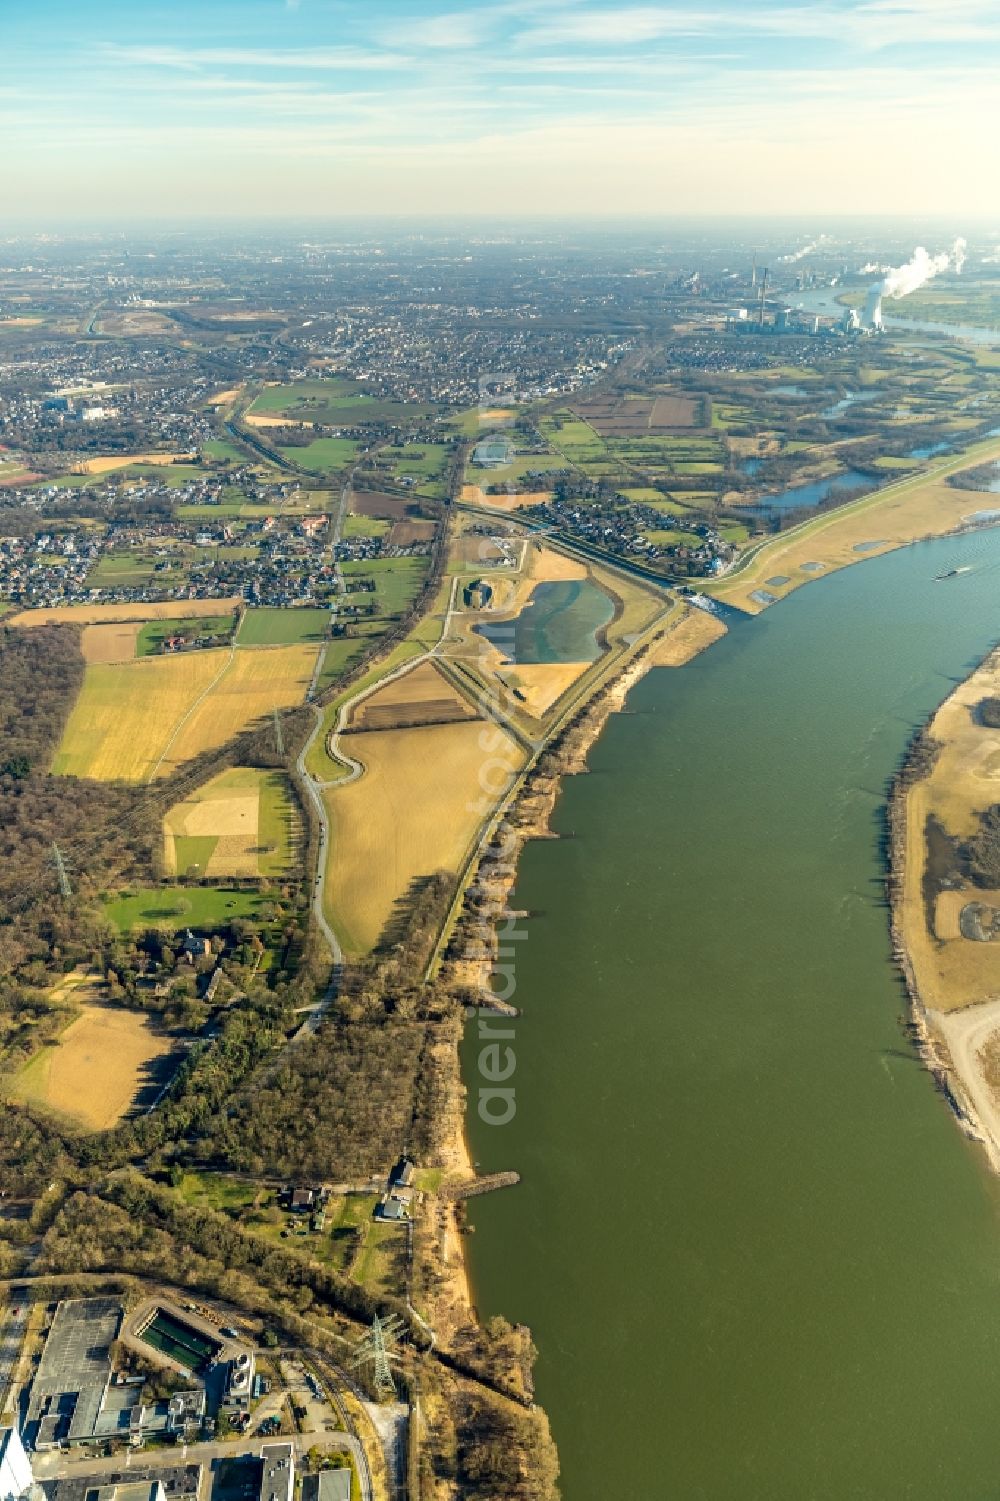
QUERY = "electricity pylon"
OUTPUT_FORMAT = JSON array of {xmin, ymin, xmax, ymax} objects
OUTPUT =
[{"xmin": 350, "ymin": 1312, "xmax": 403, "ymax": 1401}]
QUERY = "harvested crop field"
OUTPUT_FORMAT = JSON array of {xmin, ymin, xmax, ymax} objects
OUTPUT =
[
  {"xmin": 7, "ymin": 1001, "xmax": 179, "ymax": 1130},
  {"xmin": 164, "ymin": 766, "xmax": 299, "ymax": 878},
  {"xmin": 53, "ymin": 643, "xmax": 316, "ymax": 782},
  {"xmin": 571, "ymin": 393, "xmax": 704, "ymax": 435},
  {"xmin": 347, "ymin": 660, "xmax": 479, "ymax": 731},
  {"xmin": 324, "ymin": 719, "xmax": 525, "ymax": 954},
  {"xmin": 79, "ymin": 452, "xmax": 195, "ymax": 475},
  {"xmin": 461, "ymin": 485, "xmax": 552, "ymax": 510},
  {"xmin": 81, "ymin": 621, "xmax": 143, "ymax": 664},
  {"xmin": 500, "ymin": 661, "xmax": 590, "ymax": 717},
  {"xmin": 388, "ymin": 519, "xmax": 436, "ymax": 546},
  {"xmin": 351, "ymin": 490, "xmax": 413, "ymax": 520},
  {"xmin": 156, "ymin": 644, "xmax": 318, "ymax": 777},
  {"xmin": 8, "ymin": 597, "xmax": 240, "ymax": 628}
]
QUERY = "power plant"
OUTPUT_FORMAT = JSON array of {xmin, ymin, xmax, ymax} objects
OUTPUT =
[{"xmin": 861, "ymin": 285, "xmax": 884, "ymax": 331}]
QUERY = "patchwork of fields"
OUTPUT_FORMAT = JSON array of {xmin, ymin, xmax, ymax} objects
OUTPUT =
[{"xmin": 164, "ymin": 767, "xmax": 300, "ymax": 878}]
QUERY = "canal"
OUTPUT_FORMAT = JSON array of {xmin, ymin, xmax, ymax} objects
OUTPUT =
[{"xmin": 464, "ymin": 524, "xmax": 1000, "ymax": 1498}]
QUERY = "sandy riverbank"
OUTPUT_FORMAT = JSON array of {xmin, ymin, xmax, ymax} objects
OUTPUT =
[{"xmin": 890, "ymin": 649, "xmax": 1000, "ymax": 1170}]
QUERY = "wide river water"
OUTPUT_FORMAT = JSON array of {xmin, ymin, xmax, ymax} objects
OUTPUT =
[{"xmin": 464, "ymin": 525, "xmax": 1000, "ymax": 1499}]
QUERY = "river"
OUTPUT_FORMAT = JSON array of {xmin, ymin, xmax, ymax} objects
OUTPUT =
[{"xmin": 464, "ymin": 525, "xmax": 1000, "ymax": 1499}]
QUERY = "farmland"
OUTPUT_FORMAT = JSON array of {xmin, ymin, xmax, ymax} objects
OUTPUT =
[
  {"xmin": 81, "ymin": 620, "xmax": 144, "ymax": 664},
  {"xmin": 52, "ymin": 642, "xmax": 317, "ymax": 781},
  {"xmin": 347, "ymin": 659, "xmax": 478, "ymax": 731},
  {"xmin": 341, "ymin": 556, "xmax": 430, "ymax": 620},
  {"xmin": 324, "ymin": 719, "xmax": 525, "ymax": 955},
  {"xmin": 364, "ymin": 441, "xmax": 453, "ymax": 500},
  {"xmin": 277, "ymin": 436, "xmax": 360, "ymax": 472},
  {"xmin": 7, "ymin": 597, "xmax": 240, "ymax": 628},
  {"xmin": 236, "ymin": 606, "xmax": 330, "ymax": 645},
  {"xmin": 164, "ymin": 767, "xmax": 300, "ymax": 879},
  {"xmin": 6, "ymin": 995, "xmax": 179, "ymax": 1130}
]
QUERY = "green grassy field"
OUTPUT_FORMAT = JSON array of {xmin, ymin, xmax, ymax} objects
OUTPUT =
[
  {"xmin": 249, "ymin": 378, "xmax": 431, "ymax": 427},
  {"xmin": 236, "ymin": 606, "xmax": 330, "ymax": 645},
  {"xmin": 105, "ymin": 886, "xmax": 269, "ymax": 933},
  {"xmin": 202, "ymin": 438, "xmax": 246, "ymax": 462},
  {"xmin": 380, "ymin": 442, "xmax": 452, "ymax": 498},
  {"xmin": 88, "ymin": 552, "xmax": 177, "ymax": 588},
  {"xmin": 174, "ymin": 1170, "xmax": 260, "ymax": 1212},
  {"xmin": 279, "ymin": 437, "xmax": 360, "ymax": 472},
  {"xmin": 341, "ymin": 556, "xmax": 428, "ymax": 618},
  {"xmin": 343, "ymin": 514, "xmax": 390, "ymax": 539}
]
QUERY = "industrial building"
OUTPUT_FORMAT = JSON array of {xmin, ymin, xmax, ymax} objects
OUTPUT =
[
  {"xmin": 24, "ymin": 1301, "xmax": 206, "ymax": 1452},
  {"xmin": 222, "ymin": 1352, "xmax": 256, "ymax": 1414},
  {"xmin": 0, "ymin": 1427, "xmax": 32, "ymax": 1501},
  {"xmin": 302, "ymin": 1472, "xmax": 351, "ymax": 1501},
  {"xmin": 258, "ymin": 1446, "xmax": 295, "ymax": 1501},
  {"xmin": 41, "ymin": 1463, "xmax": 202, "ymax": 1501}
]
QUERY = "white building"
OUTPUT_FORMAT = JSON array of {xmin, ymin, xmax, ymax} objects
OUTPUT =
[{"xmin": 0, "ymin": 1428, "xmax": 32, "ymax": 1501}]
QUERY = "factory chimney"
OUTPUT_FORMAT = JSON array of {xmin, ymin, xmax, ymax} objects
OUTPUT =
[
  {"xmin": 751, "ymin": 251, "xmax": 757, "ymax": 291},
  {"xmin": 758, "ymin": 267, "xmax": 768, "ymax": 328}
]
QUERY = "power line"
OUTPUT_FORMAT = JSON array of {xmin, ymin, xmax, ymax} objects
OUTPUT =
[{"xmin": 50, "ymin": 843, "xmax": 72, "ymax": 900}]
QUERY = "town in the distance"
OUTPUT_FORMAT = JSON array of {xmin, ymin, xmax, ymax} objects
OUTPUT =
[{"xmin": 1, "ymin": 224, "xmax": 1000, "ymax": 1500}]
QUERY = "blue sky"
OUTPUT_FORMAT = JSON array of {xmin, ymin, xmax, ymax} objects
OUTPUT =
[{"xmin": 3, "ymin": 0, "xmax": 998, "ymax": 217}]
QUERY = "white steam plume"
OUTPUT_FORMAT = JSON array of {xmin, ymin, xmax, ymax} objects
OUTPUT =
[
  {"xmin": 860, "ymin": 237, "xmax": 966, "ymax": 330},
  {"xmin": 781, "ymin": 235, "xmax": 828, "ymax": 263},
  {"xmin": 878, "ymin": 237, "xmax": 967, "ymax": 301}
]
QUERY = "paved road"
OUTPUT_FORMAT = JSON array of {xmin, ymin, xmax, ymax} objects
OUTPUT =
[{"xmin": 32, "ymin": 1431, "xmax": 368, "ymax": 1500}]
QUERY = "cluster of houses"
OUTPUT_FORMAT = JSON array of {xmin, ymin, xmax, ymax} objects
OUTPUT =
[
  {"xmin": 375, "ymin": 1157, "xmax": 416, "ymax": 1222},
  {"xmin": 532, "ymin": 491, "xmax": 737, "ymax": 578}
]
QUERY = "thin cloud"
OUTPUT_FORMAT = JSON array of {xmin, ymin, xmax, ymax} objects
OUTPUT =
[{"xmin": 98, "ymin": 43, "xmax": 408, "ymax": 71}]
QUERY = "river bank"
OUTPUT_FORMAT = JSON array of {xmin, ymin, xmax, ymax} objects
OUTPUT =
[
  {"xmin": 424, "ymin": 603, "xmax": 727, "ymax": 1349},
  {"xmin": 888, "ymin": 644, "xmax": 1000, "ymax": 1171}
]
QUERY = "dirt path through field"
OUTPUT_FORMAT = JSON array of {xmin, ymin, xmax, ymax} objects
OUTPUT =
[{"xmin": 146, "ymin": 640, "xmax": 237, "ymax": 781}]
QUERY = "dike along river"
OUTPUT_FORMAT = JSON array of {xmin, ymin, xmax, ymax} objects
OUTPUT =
[{"xmin": 464, "ymin": 525, "xmax": 1000, "ymax": 1500}]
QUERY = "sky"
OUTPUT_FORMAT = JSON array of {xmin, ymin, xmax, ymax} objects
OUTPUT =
[{"xmin": 3, "ymin": 0, "xmax": 999, "ymax": 219}]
